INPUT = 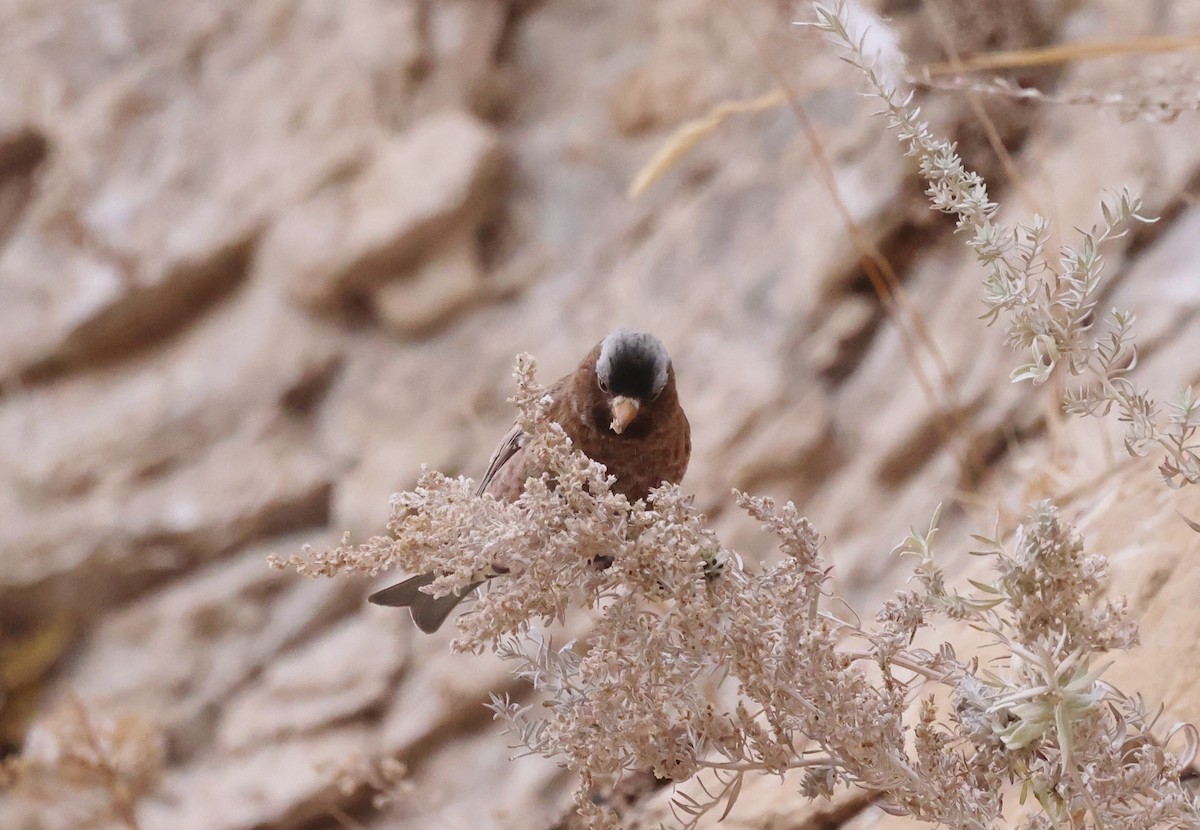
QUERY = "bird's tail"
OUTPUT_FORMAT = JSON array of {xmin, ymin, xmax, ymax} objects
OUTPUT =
[{"xmin": 368, "ymin": 573, "xmax": 481, "ymax": 633}]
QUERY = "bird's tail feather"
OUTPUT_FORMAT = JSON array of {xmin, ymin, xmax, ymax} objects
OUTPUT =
[{"xmin": 368, "ymin": 573, "xmax": 481, "ymax": 633}]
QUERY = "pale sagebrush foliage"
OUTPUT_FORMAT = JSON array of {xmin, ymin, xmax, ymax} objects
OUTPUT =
[
  {"xmin": 810, "ymin": 1, "xmax": 1200, "ymax": 489},
  {"xmin": 282, "ymin": 357, "xmax": 1198, "ymax": 829}
]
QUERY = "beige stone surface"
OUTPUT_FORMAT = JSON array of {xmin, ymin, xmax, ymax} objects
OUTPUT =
[
  {"xmin": 1, "ymin": 0, "xmax": 1199, "ymax": 828},
  {"xmin": 257, "ymin": 111, "xmax": 504, "ymax": 311}
]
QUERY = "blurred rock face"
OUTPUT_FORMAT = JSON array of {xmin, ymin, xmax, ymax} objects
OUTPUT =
[{"xmin": 1, "ymin": 0, "xmax": 1199, "ymax": 828}]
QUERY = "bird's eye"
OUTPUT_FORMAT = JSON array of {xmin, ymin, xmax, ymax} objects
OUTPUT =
[{"xmin": 598, "ymin": 377, "xmax": 609, "ymax": 393}]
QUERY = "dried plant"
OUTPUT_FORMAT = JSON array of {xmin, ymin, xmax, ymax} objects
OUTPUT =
[
  {"xmin": 1, "ymin": 695, "xmax": 163, "ymax": 830},
  {"xmin": 910, "ymin": 67, "xmax": 1200, "ymax": 125},
  {"xmin": 282, "ymin": 356, "xmax": 1198, "ymax": 829},
  {"xmin": 809, "ymin": 0, "xmax": 1200, "ymax": 489},
  {"xmin": 627, "ymin": 88, "xmax": 788, "ymax": 199},
  {"xmin": 276, "ymin": 4, "xmax": 1200, "ymax": 827}
]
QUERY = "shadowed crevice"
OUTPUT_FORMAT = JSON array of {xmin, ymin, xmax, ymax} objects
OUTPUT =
[
  {"xmin": 285, "ymin": 676, "xmax": 536, "ymax": 830},
  {"xmin": 280, "ymin": 355, "xmax": 345, "ymax": 419},
  {"xmin": 20, "ymin": 235, "xmax": 256, "ymax": 385},
  {"xmin": 0, "ymin": 128, "xmax": 49, "ymax": 248},
  {"xmin": 0, "ymin": 477, "xmax": 333, "ymax": 636},
  {"xmin": 796, "ymin": 792, "xmax": 877, "ymax": 830}
]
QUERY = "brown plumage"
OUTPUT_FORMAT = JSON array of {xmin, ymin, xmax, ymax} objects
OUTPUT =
[{"xmin": 369, "ymin": 329, "xmax": 691, "ymax": 632}]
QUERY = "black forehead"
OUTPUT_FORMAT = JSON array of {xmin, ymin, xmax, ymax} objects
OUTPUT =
[{"xmin": 604, "ymin": 347, "xmax": 659, "ymax": 399}]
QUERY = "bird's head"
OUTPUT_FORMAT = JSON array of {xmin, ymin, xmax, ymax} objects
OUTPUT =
[{"xmin": 593, "ymin": 329, "xmax": 672, "ymax": 435}]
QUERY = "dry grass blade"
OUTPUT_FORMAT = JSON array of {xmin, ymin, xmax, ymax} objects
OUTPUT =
[
  {"xmin": 920, "ymin": 35, "xmax": 1200, "ymax": 76},
  {"xmin": 628, "ymin": 88, "xmax": 787, "ymax": 199}
]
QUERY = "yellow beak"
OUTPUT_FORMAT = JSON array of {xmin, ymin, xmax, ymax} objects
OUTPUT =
[{"xmin": 609, "ymin": 396, "xmax": 640, "ymax": 434}]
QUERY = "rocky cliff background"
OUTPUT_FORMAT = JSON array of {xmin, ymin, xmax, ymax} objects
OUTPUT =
[{"xmin": 2, "ymin": 1, "xmax": 1199, "ymax": 828}]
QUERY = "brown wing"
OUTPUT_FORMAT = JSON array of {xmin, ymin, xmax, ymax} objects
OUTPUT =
[
  {"xmin": 475, "ymin": 375, "xmax": 569, "ymax": 497},
  {"xmin": 475, "ymin": 421, "xmax": 525, "ymax": 496}
]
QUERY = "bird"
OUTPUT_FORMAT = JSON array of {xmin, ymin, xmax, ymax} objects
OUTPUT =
[{"xmin": 368, "ymin": 328, "xmax": 691, "ymax": 633}]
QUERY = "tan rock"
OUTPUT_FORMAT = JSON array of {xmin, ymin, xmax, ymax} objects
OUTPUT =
[
  {"xmin": 414, "ymin": 0, "xmax": 513, "ymax": 119},
  {"xmin": 140, "ymin": 724, "xmax": 377, "ymax": 830},
  {"xmin": 0, "ymin": 0, "xmax": 417, "ymax": 379},
  {"xmin": 52, "ymin": 534, "xmax": 359, "ymax": 759},
  {"xmin": 0, "ymin": 283, "xmax": 340, "ymax": 497},
  {"xmin": 259, "ymin": 111, "xmax": 504, "ymax": 310},
  {"xmin": 378, "ymin": 634, "xmax": 517, "ymax": 754},
  {"xmin": 607, "ymin": 0, "xmax": 790, "ymax": 136},
  {"xmin": 217, "ymin": 614, "xmax": 405, "ymax": 752},
  {"xmin": 373, "ymin": 728, "xmax": 572, "ymax": 829},
  {"xmin": 331, "ymin": 431, "xmax": 467, "ymax": 538},
  {"xmin": 372, "ymin": 231, "xmax": 484, "ymax": 335},
  {"xmin": 0, "ymin": 419, "xmax": 334, "ymax": 624}
]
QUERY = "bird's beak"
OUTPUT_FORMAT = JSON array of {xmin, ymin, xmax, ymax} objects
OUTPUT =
[{"xmin": 609, "ymin": 396, "xmax": 640, "ymax": 434}]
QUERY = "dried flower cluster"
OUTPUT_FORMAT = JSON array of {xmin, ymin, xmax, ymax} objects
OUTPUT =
[
  {"xmin": 283, "ymin": 356, "xmax": 1198, "ymax": 829},
  {"xmin": 1, "ymin": 695, "xmax": 163, "ymax": 830},
  {"xmin": 810, "ymin": 1, "xmax": 1200, "ymax": 489},
  {"xmin": 277, "ymin": 4, "xmax": 1200, "ymax": 826}
]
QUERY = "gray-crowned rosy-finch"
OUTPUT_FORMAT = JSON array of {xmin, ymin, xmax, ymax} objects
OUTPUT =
[{"xmin": 368, "ymin": 328, "xmax": 691, "ymax": 632}]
